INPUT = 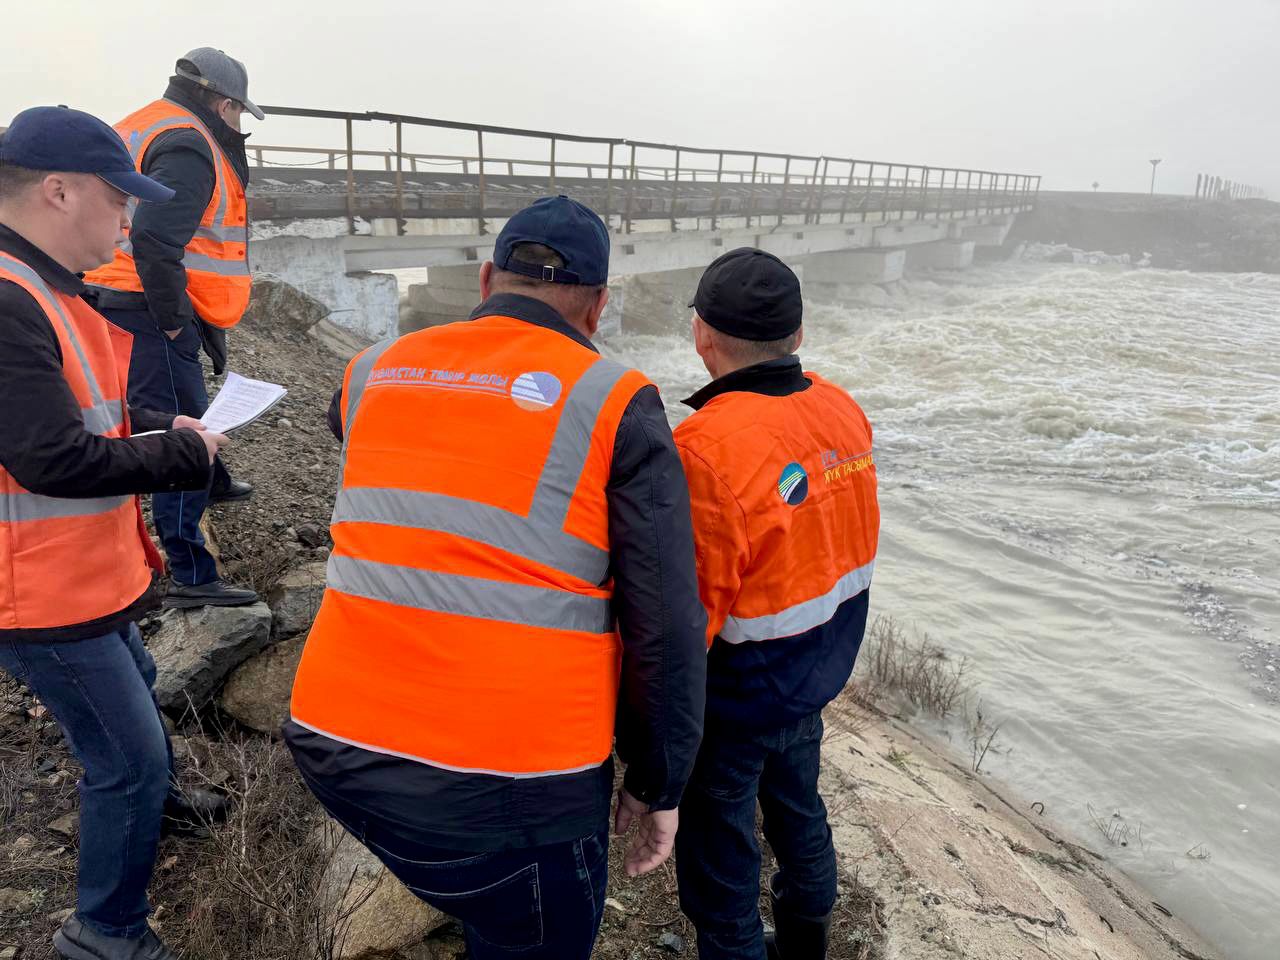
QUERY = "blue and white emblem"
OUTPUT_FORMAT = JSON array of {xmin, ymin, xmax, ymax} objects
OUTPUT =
[
  {"xmin": 511, "ymin": 371, "xmax": 563, "ymax": 411},
  {"xmin": 778, "ymin": 462, "xmax": 808, "ymax": 505}
]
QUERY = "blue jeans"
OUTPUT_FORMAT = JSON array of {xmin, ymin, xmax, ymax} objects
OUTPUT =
[
  {"xmin": 101, "ymin": 307, "xmax": 223, "ymax": 586},
  {"xmin": 676, "ymin": 711, "xmax": 837, "ymax": 960},
  {"xmin": 0, "ymin": 626, "xmax": 175, "ymax": 939},
  {"xmin": 313, "ymin": 787, "xmax": 609, "ymax": 960}
]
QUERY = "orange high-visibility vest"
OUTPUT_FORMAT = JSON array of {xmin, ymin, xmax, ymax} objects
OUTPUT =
[
  {"xmin": 291, "ymin": 314, "xmax": 652, "ymax": 777},
  {"xmin": 0, "ymin": 254, "xmax": 163, "ymax": 631},
  {"xmin": 84, "ymin": 99, "xmax": 250, "ymax": 329},
  {"xmin": 674, "ymin": 373, "xmax": 879, "ymax": 647}
]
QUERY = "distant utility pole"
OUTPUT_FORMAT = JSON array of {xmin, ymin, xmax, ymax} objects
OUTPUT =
[{"xmin": 1149, "ymin": 158, "xmax": 1162, "ymax": 195}]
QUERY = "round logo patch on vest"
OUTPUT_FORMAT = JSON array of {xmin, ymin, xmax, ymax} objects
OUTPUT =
[
  {"xmin": 778, "ymin": 462, "xmax": 809, "ymax": 505},
  {"xmin": 510, "ymin": 372, "xmax": 563, "ymax": 411}
]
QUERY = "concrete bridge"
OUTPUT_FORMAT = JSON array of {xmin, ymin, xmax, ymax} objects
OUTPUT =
[{"xmin": 244, "ymin": 106, "xmax": 1039, "ymax": 338}]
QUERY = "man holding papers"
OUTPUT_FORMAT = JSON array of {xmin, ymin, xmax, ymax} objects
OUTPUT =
[
  {"xmin": 85, "ymin": 48, "xmax": 263, "ymax": 609},
  {"xmin": 0, "ymin": 105, "xmax": 231, "ymax": 960}
]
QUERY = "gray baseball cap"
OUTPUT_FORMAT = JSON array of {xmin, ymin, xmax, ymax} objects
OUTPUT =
[{"xmin": 175, "ymin": 48, "xmax": 264, "ymax": 121}]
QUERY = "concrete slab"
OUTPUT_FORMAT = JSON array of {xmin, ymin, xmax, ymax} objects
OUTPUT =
[
  {"xmin": 802, "ymin": 248, "xmax": 906, "ymax": 285},
  {"xmin": 907, "ymin": 239, "xmax": 976, "ymax": 270}
]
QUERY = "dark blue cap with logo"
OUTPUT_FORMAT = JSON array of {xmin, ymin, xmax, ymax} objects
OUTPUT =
[
  {"xmin": 494, "ymin": 195, "xmax": 610, "ymax": 286},
  {"xmin": 0, "ymin": 106, "xmax": 175, "ymax": 203}
]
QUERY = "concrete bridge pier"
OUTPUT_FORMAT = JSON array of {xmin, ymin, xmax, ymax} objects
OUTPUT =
[
  {"xmin": 610, "ymin": 267, "xmax": 702, "ymax": 337},
  {"xmin": 799, "ymin": 249, "xmax": 907, "ymax": 297},
  {"xmin": 905, "ymin": 239, "xmax": 976, "ymax": 271},
  {"xmin": 961, "ymin": 214, "xmax": 1015, "ymax": 247},
  {"xmin": 400, "ymin": 264, "xmax": 482, "ymax": 333}
]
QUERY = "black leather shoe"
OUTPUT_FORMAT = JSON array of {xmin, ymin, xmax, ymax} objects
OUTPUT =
[
  {"xmin": 162, "ymin": 786, "xmax": 230, "ymax": 839},
  {"xmin": 208, "ymin": 478, "xmax": 253, "ymax": 504},
  {"xmin": 163, "ymin": 580, "xmax": 258, "ymax": 609},
  {"xmin": 54, "ymin": 916, "xmax": 178, "ymax": 960}
]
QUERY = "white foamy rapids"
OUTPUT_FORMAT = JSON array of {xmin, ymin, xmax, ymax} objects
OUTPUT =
[{"xmin": 599, "ymin": 262, "xmax": 1280, "ymax": 960}]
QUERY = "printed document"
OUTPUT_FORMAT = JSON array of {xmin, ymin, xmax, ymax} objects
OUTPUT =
[{"xmin": 200, "ymin": 373, "xmax": 288, "ymax": 434}]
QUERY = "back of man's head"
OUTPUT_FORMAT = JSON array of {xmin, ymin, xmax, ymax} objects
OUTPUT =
[{"xmin": 489, "ymin": 241, "xmax": 606, "ymax": 327}]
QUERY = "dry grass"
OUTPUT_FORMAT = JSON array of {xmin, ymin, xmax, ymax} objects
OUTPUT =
[{"xmin": 850, "ymin": 615, "xmax": 970, "ymax": 720}]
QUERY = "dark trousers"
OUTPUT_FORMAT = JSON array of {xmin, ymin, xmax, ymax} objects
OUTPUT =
[
  {"xmin": 101, "ymin": 308, "xmax": 225, "ymax": 586},
  {"xmin": 0, "ymin": 625, "xmax": 175, "ymax": 939},
  {"xmin": 676, "ymin": 711, "xmax": 837, "ymax": 960},
  {"xmin": 312, "ymin": 786, "xmax": 609, "ymax": 960}
]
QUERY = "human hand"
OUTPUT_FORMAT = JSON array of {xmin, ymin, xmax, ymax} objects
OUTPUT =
[
  {"xmin": 172, "ymin": 416, "xmax": 228, "ymax": 465},
  {"xmin": 613, "ymin": 788, "xmax": 678, "ymax": 877}
]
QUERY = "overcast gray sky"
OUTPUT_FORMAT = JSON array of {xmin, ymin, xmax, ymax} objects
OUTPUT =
[{"xmin": 3, "ymin": 0, "xmax": 1276, "ymax": 196}]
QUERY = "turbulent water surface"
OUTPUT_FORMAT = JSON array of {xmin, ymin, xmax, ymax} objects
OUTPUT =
[
  {"xmin": 395, "ymin": 261, "xmax": 1279, "ymax": 958},
  {"xmin": 607, "ymin": 262, "xmax": 1280, "ymax": 960}
]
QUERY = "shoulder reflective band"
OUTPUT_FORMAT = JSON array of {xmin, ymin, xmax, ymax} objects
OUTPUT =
[{"xmin": 0, "ymin": 255, "xmax": 118, "ymax": 433}]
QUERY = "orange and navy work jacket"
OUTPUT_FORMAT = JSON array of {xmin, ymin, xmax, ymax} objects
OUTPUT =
[
  {"xmin": 291, "ymin": 309, "xmax": 655, "ymax": 780},
  {"xmin": 0, "ymin": 253, "xmax": 163, "ymax": 633},
  {"xmin": 675, "ymin": 356, "xmax": 880, "ymax": 728},
  {"xmin": 84, "ymin": 98, "xmax": 250, "ymax": 329}
]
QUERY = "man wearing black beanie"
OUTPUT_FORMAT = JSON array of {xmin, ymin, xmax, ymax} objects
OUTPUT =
[{"xmin": 672, "ymin": 248, "xmax": 882, "ymax": 960}]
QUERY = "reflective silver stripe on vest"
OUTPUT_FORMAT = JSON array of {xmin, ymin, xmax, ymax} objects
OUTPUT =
[
  {"xmin": 338, "ymin": 339, "xmax": 397, "ymax": 476},
  {"xmin": 82, "ymin": 398, "xmax": 126, "ymax": 436},
  {"xmin": 527, "ymin": 359, "xmax": 629, "ymax": 529},
  {"xmin": 287, "ymin": 716, "xmax": 604, "ymax": 779},
  {"xmin": 0, "ymin": 493, "xmax": 132, "ymax": 524},
  {"xmin": 333, "ymin": 349, "xmax": 627, "ymax": 585},
  {"xmin": 194, "ymin": 223, "xmax": 249, "ymax": 243},
  {"xmin": 180, "ymin": 250, "xmax": 251, "ymax": 276},
  {"xmin": 0, "ymin": 256, "xmax": 113, "ymax": 420},
  {"xmin": 719, "ymin": 559, "xmax": 877, "ymax": 645},
  {"xmin": 327, "ymin": 554, "xmax": 613, "ymax": 634},
  {"xmin": 333, "ymin": 487, "xmax": 610, "ymax": 585}
]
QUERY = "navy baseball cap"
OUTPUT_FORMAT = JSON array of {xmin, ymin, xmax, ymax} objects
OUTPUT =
[
  {"xmin": 691, "ymin": 247, "xmax": 802, "ymax": 341},
  {"xmin": 0, "ymin": 106, "xmax": 174, "ymax": 203},
  {"xmin": 494, "ymin": 196, "xmax": 610, "ymax": 286}
]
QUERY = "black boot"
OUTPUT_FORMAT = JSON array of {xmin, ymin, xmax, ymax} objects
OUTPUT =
[
  {"xmin": 766, "ymin": 882, "xmax": 832, "ymax": 960},
  {"xmin": 54, "ymin": 917, "xmax": 178, "ymax": 960},
  {"xmin": 162, "ymin": 786, "xmax": 230, "ymax": 839}
]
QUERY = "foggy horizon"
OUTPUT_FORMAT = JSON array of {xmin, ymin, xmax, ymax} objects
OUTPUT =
[{"xmin": 2, "ymin": 0, "xmax": 1276, "ymax": 197}]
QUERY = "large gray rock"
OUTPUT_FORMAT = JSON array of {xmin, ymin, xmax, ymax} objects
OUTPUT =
[
  {"xmin": 150, "ymin": 603, "xmax": 273, "ymax": 714},
  {"xmin": 241, "ymin": 272, "xmax": 330, "ymax": 336},
  {"xmin": 309, "ymin": 317, "xmax": 370, "ymax": 361},
  {"xmin": 267, "ymin": 561, "xmax": 327, "ymax": 640},
  {"xmin": 317, "ymin": 819, "xmax": 445, "ymax": 959},
  {"xmin": 220, "ymin": 635, "xmax": 305, "ymax": 734}
]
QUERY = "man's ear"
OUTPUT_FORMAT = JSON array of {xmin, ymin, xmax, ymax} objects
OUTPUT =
[
  {"xmin": 584, "ymin": 286, "xmax": 609, "ymax": 338},
  {"xmin": 41, "ymin": 173, "xmax": 71, "ymax": 213},
  {"xmin": 478, "ymin": 260, "xmax": 495, "ymax": 300}
]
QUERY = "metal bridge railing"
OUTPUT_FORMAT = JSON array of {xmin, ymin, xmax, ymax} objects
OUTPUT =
[{"xmin": 256, "ymin": 105, "xmax": 1041, "ymax": 236}]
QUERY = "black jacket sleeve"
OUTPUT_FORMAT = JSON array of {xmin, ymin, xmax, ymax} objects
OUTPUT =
[
  {"xmin": 0, "ymin": 283, "xmax": 212, "ymax": 497},
  {"xmin": 130, "ymin": 130, "xmax": 217, "ymax": 332},
  {"xmin": 608, "ymin": 385, "xmax": 707, "ymax": 810},
  {"xmin": 328, "ymin": 387, "xmax": 344, "ymax": 442}
]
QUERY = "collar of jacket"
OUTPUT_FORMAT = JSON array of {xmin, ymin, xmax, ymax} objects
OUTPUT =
[
  {"xmin": 682, "ymin": 355, "xmax": 810, "ymax": 410},
  {"xmin": 0, "ymin": 223, "xmax": 86, "ymax": 296},
  {"xmin": 163, "ymin": 79, "xmax": 253, "ymax": 163},
  {"xmin": 468, "ymin": 293, "xmax": 599, "ymax": 354}
]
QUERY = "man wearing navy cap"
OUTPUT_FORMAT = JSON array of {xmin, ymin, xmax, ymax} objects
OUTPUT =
[
  {"xmin": 286, "ymin": 196, "xmax": 707, "ymax": 959},
  {"xmin": 0, "ymin": 106, "xmax": 232, "ymax": 960},
  {"xmin": 673, "ymin": 248, "xmax": 881, "ymax": 960}
]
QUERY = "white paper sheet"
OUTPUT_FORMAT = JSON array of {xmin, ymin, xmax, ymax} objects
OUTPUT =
[{"xmin": 200, "ymin": 373, "xmax": 288, "ymax": 434}]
